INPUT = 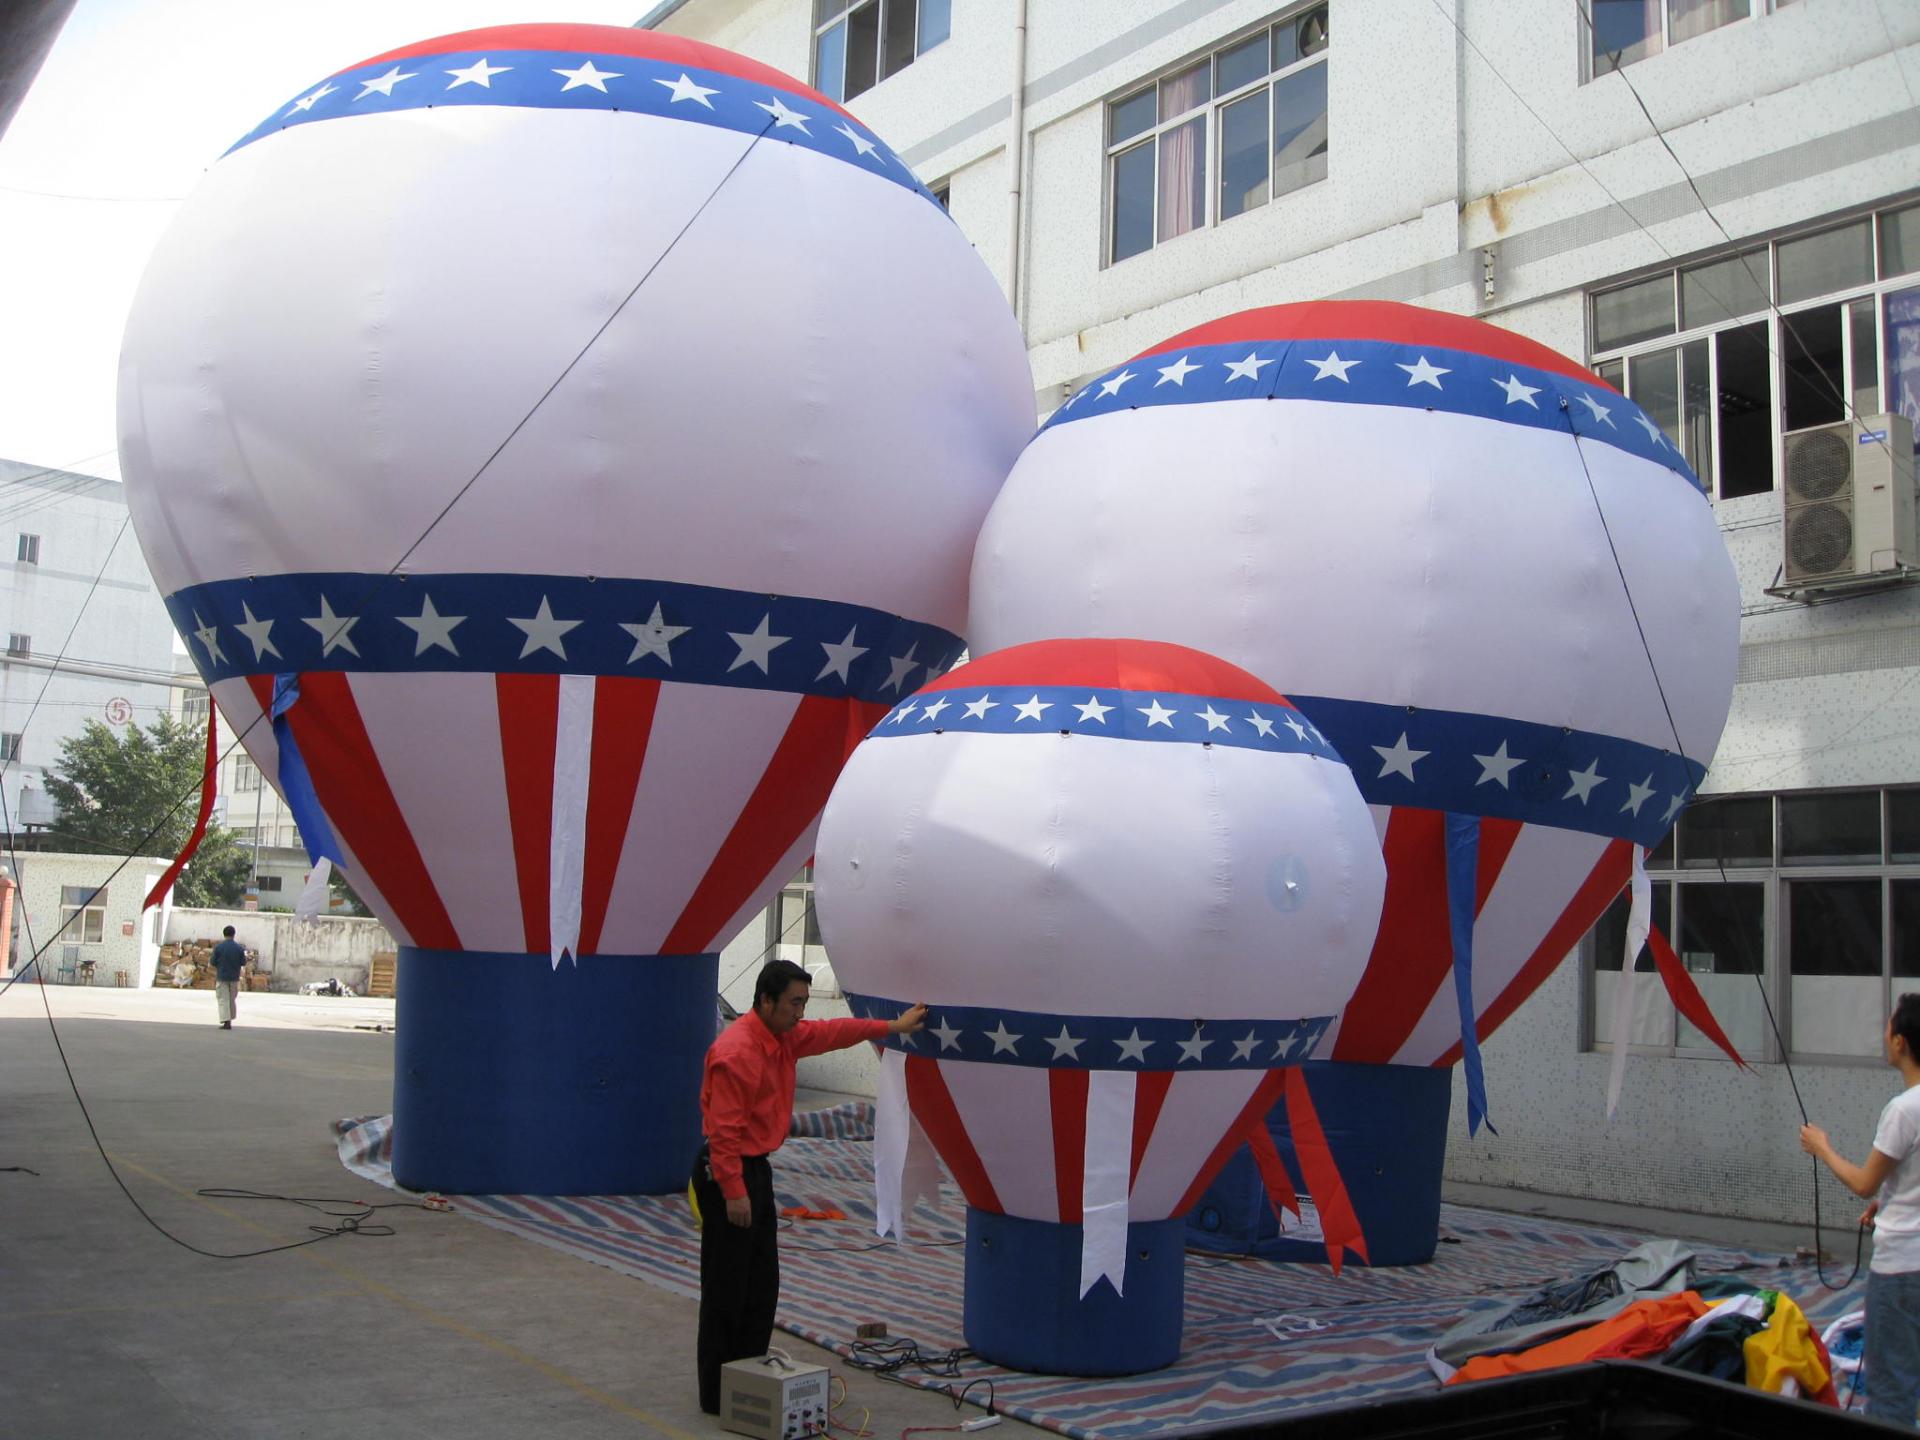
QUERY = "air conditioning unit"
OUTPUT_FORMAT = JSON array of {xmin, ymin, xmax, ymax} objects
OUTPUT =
[{"xmin": 1782, "ymin": 413, "xmax": 1918, "ymax": 585}]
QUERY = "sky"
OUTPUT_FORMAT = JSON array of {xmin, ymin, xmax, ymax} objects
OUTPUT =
[{"xmin": 0, "ymin": 1, "xmax": 649, "ymax": 480}]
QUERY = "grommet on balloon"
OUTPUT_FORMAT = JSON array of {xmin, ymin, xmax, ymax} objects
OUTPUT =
[
  {"xmin": 814, "ymin": 638, "xmax": 1387, "ymax": 1374},
  {"xmin": 118, "ymin": 24, "xmax": 1035, "ymax": 1194}
]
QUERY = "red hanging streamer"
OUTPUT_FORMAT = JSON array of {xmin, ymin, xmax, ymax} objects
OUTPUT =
[
  {"xmin": 1649, "ymin": 923, "xmax": 1749, "ymax": 1070},
  {"xmin": 1283, "ymin": 1067, "xmax": 1370, "ymax": 1274},
  {"xmin": 1243, "ymin": 1110, "xmax": 1301, "ymax": 1223},
  {"xmin": 144, "ymin": 696, "xmax": 219, "ymax": 912}
]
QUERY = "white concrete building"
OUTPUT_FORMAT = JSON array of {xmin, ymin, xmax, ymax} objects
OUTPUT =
[
  {"xmin": 650, "ymin": 0, "xmax": 1920, "ymax": 1226},
  {"xmin": 0, "ymin": 458, "xmax": 183, "ymax": 839},
  {"xmin": 4, "ymin": 848, "xmax": 171, "ymax": 988}
]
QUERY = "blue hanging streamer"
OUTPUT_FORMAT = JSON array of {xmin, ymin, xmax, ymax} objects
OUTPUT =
[
  {"xmin": 268, "ymin": 674, "xmax": 340, "ymax": 868},
  {"xmin": 1445, "ymin": 812, "xmax": 1496, "ymax": 1137}
]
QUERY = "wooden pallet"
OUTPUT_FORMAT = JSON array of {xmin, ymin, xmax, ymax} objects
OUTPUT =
[{"xmin": 367, "ymin": 951, "xmax": 396, "ymax": 999}]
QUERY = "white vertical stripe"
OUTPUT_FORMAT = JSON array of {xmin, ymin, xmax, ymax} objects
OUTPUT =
[
  {"xmin": 874, "ymin": 1048, "xmax": 911, "ymax": 1240},
  {"xmin": 548, "ymin": 674, "xmax": 594, "ymax": 967},
  {"xmin": 1080, "ymin": 1070, "xmax": 1135, "ymax": 1298},
  {"xmin": 938, "ymin": 1061, "xmax": 1058, "ymax": 1222}
]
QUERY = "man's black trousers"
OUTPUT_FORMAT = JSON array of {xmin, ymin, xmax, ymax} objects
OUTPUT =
[{"xmin": 693, "ymin": 1149, "xmax": 778, "ymax": 1414}]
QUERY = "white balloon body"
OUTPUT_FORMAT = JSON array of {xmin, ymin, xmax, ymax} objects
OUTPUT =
[{"xmin": 970, "ymin": 302, "xmax": 1738, "ymax": 1070}]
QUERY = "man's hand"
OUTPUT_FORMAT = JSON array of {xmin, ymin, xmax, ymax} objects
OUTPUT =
[
  {"xmin": 1861, "ymin": 1201, "xmax": 1880, "ymax": 1229},
  {"xmin": 889, "ymin": 1003, "xmax": 928, "ymax": 1036},
  {"xmin": 726, "ymin": 1194, "xmax": 752, "ymax": 1228},
  {"xmin": 1800, "ymin": 1123, "xmax": 1832, "ymax": 1161}
]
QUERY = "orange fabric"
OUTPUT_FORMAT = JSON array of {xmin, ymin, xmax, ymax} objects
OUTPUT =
[
  {"xmin": 1446, "ymin": 1292, "xmax": 1711, "ymax": 1385},
  {"xmin": 700, "ymin": 1012, "xmax": 888, "ymax": 1199}
]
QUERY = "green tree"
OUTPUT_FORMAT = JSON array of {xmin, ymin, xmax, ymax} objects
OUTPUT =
[{"xmin": 42, "ymin": 715, "xmax": 252, "ymax": 908}]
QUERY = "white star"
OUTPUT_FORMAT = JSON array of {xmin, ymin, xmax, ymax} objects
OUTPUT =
[
  {"xmin": 1397, "ymin": 354, "xmax": 1450, "ymax": 388},
  {"xmin": 191, "ymin": 611, "xmax": 225, "ymax": 664},
  {"xmin": 1495, "ymin": 373, "xmax": 1541, "ymax": 407},
  {"xmin": 397, "ymin": 595, "xmax": 465, "ymax": 656},
  {"xmin": 1155, "ymin": 354, "xmax": 1201, "ymax": 387},
  {"xmin": 1045, "ymin": 1025, "xmax": 1085, "ymax": 1060},
  {"xmin": 621, "ymin": 603, "xmax": 690, "ymax": 665},
  {"xmin": 554, "ymin": 60, "xmax": 621, "ymax": 92},
  {"xmin": 985, "ymin": 1020, "xmax": 1022, "ymax": 1056},
  {"xmin": 655, "ymin": 72, "xmax": 719, "ymax": 108},
  {"xmin": 1473, "ymin": 740, "xmax": 1525, "ymax": 789},
  {"xmin": 1114, "ymin": 1027, "xmax": 1153, "ymax": 1064},
  {"xmin": 1224, "ymin": 352, "xmax": 1273, "ymax": 382},
  {"xmin": 353, "ymin": 67, "xmax": 416, "ymax": 100},
  {"xmin": 1245, "ymin": 711, "xmax": 1277, "ymax": 739},
  {"xmin": 302, "ymin": 596, "xmax": 360, "ymax": 657},
  {"xmin": 1577, "ymin": 392, "xmax": 1615, "ymax": 427},
  {"xmin": 881, "ymin": 644, "xmax": 921, "ymax": 694},
  {"xmin": 1662, "ymin": 790, "xmax": 1689, "ymax": 824},
  {"xmin": 1176, "ymin": 1031, "xmax": 1213, "ymax": 1063},
  {"xmin": 1231, "ymin": 1031, "xmax": 1260, "ymax": 1062},
  {"xmin": 755, "ymin": 94, "xmax": 811, "ymax": 131},
  {"xmin": 1074, "ymin": 695, "xmax": 1114, "ymax": 724},
  {"xmin": 285, "ymin": 82, "xmax": 337, "ymax": 116},
  {"xmin": 918, "ymin": 696, "xmax": 951, "ymax": 724},
  {"xmin": 1564, "ymin": 758, "xmax": 1607, "ymax": 804},
  {"xmin": 1373, "ymin": 732, "xmax": 1430, "ymax": 781},
  {"xmin": 1622, "ymin": 774, "xmax": 1658, "ymax": 816},
  {"xmin": 1274, "ymin": 1032, "xmax": 1301, "ymax": 1060},
  {"xmin": 1137, "ymin": 698, "xmax": 1177, "ymax": 728},
  {"xmin": 961, "ymin": 694, "xmax": 999, "ymax": 720},
  {"xmin": 1307, "ymin": 350, "xmax": 1361, "ymax": 382},
  {"xmin": 235, "ymin": 601, "xmax": 278, "ymax": 661},
  {"xmin": 1282, "ymin": 713, "xmax": 1311, "ymax": 741},
  {"xmin": 815, "ymin": 626, "xmax": 868, "ymax": 682},
  {"xmin": 509, "ymin": 596, "xmax": 582, "ymax": 660},
  {"xmin": 445, "ymin": 58, "xmax": 512, "ymax": 89},
  {"xmin": 930, "ymin": 1016, "xmax": 963, "ymax": 1052},
  {"xmin": 1098, "ymin": 369, "xmax": 1137, "ymax": 398},
  {"xmin": 1197, "ymin": 705, "xmax": 1231, "ymax": 733},
  {"xmin": 834, "ymin": 121, "xmax": 879, "ymax": 158},
  {"xmin": 1632, "ymin": 410, "xmax": 1669, "ymax": 447},
  {"xmin": 1013, "ymin": 694, "xmax": 1052, "ymax": 723},
  {"xmin": 727, "ymin": 614, "xmax": 790, "ymax": 673},
  {"xmin": 886, "ymin": 702, "xmax": 918, "ymax": 725}
]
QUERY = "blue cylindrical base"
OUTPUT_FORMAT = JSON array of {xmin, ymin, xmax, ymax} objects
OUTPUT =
[
  {"xmin": 391, "ymin": 947, "xmax": 717, "ymax": 1196},
  {"xmin": 962, "ymin": 1208, "xmax": 1185, "ymax": 1375}
]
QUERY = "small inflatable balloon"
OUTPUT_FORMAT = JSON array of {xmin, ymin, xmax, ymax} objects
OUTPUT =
[
  {"xmin": 970, "ymin": 303, "xmax": 1738, "ymax": 1115},
  {"xmin": 118, "ymin": 24, "xmax": 1035, "ymax": 1194},
  {"xmin": 815, "ymin": 638, "xmax": 1386, "ymax": 1374}
]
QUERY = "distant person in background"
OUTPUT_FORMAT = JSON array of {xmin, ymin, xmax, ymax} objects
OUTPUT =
[
  {"xmin": 1802, "ymin": 992, "xmax": 1920, "ymax": 1427},
  {"xmin": 210, "ymin": 925, "xmax": 247, "ymax": 1030}
]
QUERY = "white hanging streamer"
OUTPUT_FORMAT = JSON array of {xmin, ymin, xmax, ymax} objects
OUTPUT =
[
  {"xmin": 873, "ymin": 1048, "xmax": 911, "ymax": 1239},
  {"xmin": 1079, "ymin": 1070, "xmax": 1135, "ymax": 1299},
  {"xmin": 295, "ymin": 855, "xmax": 332, "ymax": 923},
  {"xmin": 1606, "ymin": 844, "xmax": 1651, "ymax": 1119},
  {"xmin": 548, "ymin": 674, "xmax": 594, "ymax": 968}
]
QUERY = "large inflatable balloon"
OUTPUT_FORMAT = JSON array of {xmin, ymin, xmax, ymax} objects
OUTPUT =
[
  {"xmin": 815, "ymin": 638, "xmax": 1386, "ymax": 1374},
  {"xmin": 118, "ymin": 24, "xmax": 1035, "ymax": 1194},
  {"xmin": 969, "ymin": 301, "xmax": 1739, "ymax": 1236}
]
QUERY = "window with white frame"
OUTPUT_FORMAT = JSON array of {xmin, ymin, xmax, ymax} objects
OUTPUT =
[
  {"xmin": 233, "ymin": 756, "xmax": 261, "ymax": 792},
  {"xmin": 0, "ymin": 733, "xmax": 20, "ymax": 763},
  {"xmin": 1106, "ymin": 5, "xmax": 1328, "ymax": 265},
  {"xmin": 1588, "ymin": 200, "xmax": 1920, "ymax": 501},
  {"xmin": 16, "ymin": 534, "xmax": 38, "ymax": 565},
  {"xmin": 60, "ymin": 884, "xmax": 106, "ymax": 945},
  {"xmin": 813, "ymin": 0, "xmax": 950, "ymax": 104},
  {"xmin": 1588, "ymin": 788, "xmax": 1920, "ymax": 1063},
  {"xmin": 767, "ymin": 863, "xmax": 836, "ymax": 992},
  {"xmin": 182, "ymin": 694, "xmax": 211, "ymax": 725},
  {"xmin": 1583, "ymin": 0, "xmax": 1769, "ymax": 78},
  {"xmin": 6, "ymin": 634, "xmax": 28, "ymax": 658}
]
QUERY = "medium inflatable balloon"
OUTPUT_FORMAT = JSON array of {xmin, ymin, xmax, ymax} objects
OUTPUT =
[
  {"xmin": 814, "ymin": 638, "xmax": 1386, "ymax": 1374},
  {"xmin": 118, "ymin": 24, "xmax": 1035, "ymax": 1194},
  {"xmin": 970, "ymin": 303, "xmax": 1738, "ymax": 1115}
]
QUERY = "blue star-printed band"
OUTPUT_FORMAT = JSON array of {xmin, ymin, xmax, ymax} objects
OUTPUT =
[
  {"xmin": 847, "ymin": 993, "xmax": 1331, "ymax": 1072},
  {"xmin": 230, "ymin": 49, "xmax": 938, "ymax": 207},
  {"xmin": 867, "ymin": 685, "xmax": 1343, "ymax": 760},
  {"xmin": 1288, "ymin": 693, "xmax": 1706, "ymax": 849},
  {"xmin": 165, "ymin": 572, "xmax": 963, "ymax": 708},
  {"xmin": 1045, "ymin": 338, "xmax": 1702, "ymax": 489}
]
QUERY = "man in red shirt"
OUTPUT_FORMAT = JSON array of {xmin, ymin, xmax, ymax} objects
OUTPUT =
[{"xmin": 695, "ymin": 960, "xmax": 925, "ymax": 1413}]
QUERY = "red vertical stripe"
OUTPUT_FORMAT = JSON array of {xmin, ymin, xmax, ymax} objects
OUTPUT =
[
  {"xmin": 1435, "ymin": 839, "xmax": 1633, "ymax": 1066},
  {"xmin": 1476, "ymin": 817, "xmax": 1524, "ymax": 910},
  {"xmin": 1334, "ymin": 808, "xmax": 1453, "ymax": 1063},
  {"xmin": 1285, "ymin": 1067, "xmax": 1369, "ymax": 1272},
  {"xmin": 662, "ymin": 695, "xmax": 889, "ymax": 956},
  {"xmin": 1128, "ymin": 1071, "xmax": 1174, "ymax": 1192},
  {"xmin": 496, "ymin": 674, "xmax": 559, "ymax": 956},
  {"xmin": 1172, "ymin": 1069, "xmax": 1288, "ymax": 1217},
  {"xmin": 903, "ymin": 1058, "xmax": 1000, "ymax": 1212},
  {"xmin": 257, "ymin": 672, "xmax": 459, "ymax": 950},
  {"xmin": 1245, "ymin": 1120, "xmax": 1301, "ymax": 1221},
  {"xmin": 576, "ymin": 676, "xmax": 661, "ymax": 957},
  {"xmin": 1049, "ymin": 1069, "xmax": 1090, "ymax": 1225}
]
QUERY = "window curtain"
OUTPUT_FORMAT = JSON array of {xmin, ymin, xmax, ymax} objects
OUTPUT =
[
  {"xmin": 1668, "ymin": 0, "xmax": 1748, "ymax": 45},
  {"xmin": 1157, "ymin": 118, "xmax": 1204, "ymax": 242}
]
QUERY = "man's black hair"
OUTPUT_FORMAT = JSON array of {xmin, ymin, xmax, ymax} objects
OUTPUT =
[
  {"xmin": 754, "ymin": 959, "xmax": 811, "ymax": 1008},
  {"xmin": 1895, "ymin": 993, "xmax": 1920, "ymax": 1057},
  {"xmin": 222, "ymin": 925, "xmax": 236, "ymax": 938}
]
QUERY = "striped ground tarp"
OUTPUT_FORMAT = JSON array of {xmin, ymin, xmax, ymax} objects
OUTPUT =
[{"xmin": 334, "ymin": 1117, "xmax": 1865, "ymax": 1437}]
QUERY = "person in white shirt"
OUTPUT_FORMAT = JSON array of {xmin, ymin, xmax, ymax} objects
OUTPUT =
[{"xmin": 1803, "ymin": 991, "xmax": 1920, "ymax": 1427}]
